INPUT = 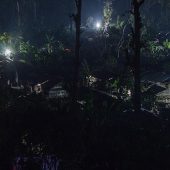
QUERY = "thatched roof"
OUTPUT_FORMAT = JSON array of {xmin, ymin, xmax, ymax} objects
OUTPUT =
[
  {"xmin": 143, "ymin": 83, "xmax": 166, "ymax": 95},
  {"xmin": 141, "ymin": 72, "xmax": 170, "ymax": 83},
  {"xmin": 157, "ymin": 88, "xmax": 170, "ymax": 97}
]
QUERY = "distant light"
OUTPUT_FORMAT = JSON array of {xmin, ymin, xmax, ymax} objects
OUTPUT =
[
  {"xmin": 95, "ymin": 21, "xmax": 101, "ymax": 29},
  {"xmin": 4, "ymin": 48, "xmax": 12, "ymax": 57},
  {"xmin": 128, "ymin": 90, "xmax": 131, "ymax": 96}
]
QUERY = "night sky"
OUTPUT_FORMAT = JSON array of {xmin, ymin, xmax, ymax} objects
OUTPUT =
[{"xmin": 0, "ymin": 0, "xmax": 131, "ymax": 32}]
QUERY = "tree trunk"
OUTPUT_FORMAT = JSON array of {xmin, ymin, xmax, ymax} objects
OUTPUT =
[
  {"xmin": 16, "ymin": 1, "xmax": 21, "ymax": 28},
  {"xmin": 133, "ymin": 0, "xmax": 144, "ymax": 113},
  {"xmin": 73, "ymin": 0, "xmax": 82, "ymax": 104}
]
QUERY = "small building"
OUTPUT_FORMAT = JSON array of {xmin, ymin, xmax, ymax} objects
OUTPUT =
[
  {"xmin": 143, "ymin": 83, "xmax": 166, "ymax": 96},
  {"xmin": 48, "ymin": 85, "xmax": 69, "ymax": 99},
  {"xmin": 157, "ymin": 89, "xmax": 170, "ymax": 105}
]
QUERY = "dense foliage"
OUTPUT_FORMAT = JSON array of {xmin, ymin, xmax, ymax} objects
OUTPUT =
[{"xmin": 0, "ymin": 0, "xmax": 170, "ymax": 169}]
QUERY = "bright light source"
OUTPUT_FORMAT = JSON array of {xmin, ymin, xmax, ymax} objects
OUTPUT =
[
  {"xmin": 4, "ymin": 48, "xmax": 12, "ymax": 57},
  {"xmin": 95, "ymin": 21, "xmax": 101, "ymax": 29},
  {"xmin": 127, "ymin": 90, "xmax": 131, "ymax": 96}
]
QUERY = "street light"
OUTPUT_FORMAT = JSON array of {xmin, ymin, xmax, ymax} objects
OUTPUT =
[
  {"xmin": 95, "ymin": 21, "xmax": 102, "ymax": 29},
  {"xmin": 4, "ymin": 48, "xmax": 12, "ymax": 57}
]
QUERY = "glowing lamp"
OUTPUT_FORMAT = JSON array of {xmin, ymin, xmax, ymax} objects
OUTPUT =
[
  {"xmin": 4, "ymin": 48, "xmax": 12, "ymax": 57},
  {"xmin": 95, "ymin": 21, "xmax": 101, "ymax": 29}
]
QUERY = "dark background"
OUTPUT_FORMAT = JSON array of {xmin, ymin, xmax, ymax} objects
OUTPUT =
[{"xmin": 0, "ymin": 0, "xmax": 132, "ymax": 32}]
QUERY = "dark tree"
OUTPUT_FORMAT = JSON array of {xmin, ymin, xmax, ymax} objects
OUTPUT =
[
  {"xmin": 72, "ymin": 0, "xmax": 82, "ymax": 103},
  {"xmin": 132, "ymin": 0, "xmax": 144, "ymax": 113}
]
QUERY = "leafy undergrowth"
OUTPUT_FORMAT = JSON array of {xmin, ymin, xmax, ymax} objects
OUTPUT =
[{"xmin": 0, "ymin": 95, "xmax": 170, "ymax": 170}]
